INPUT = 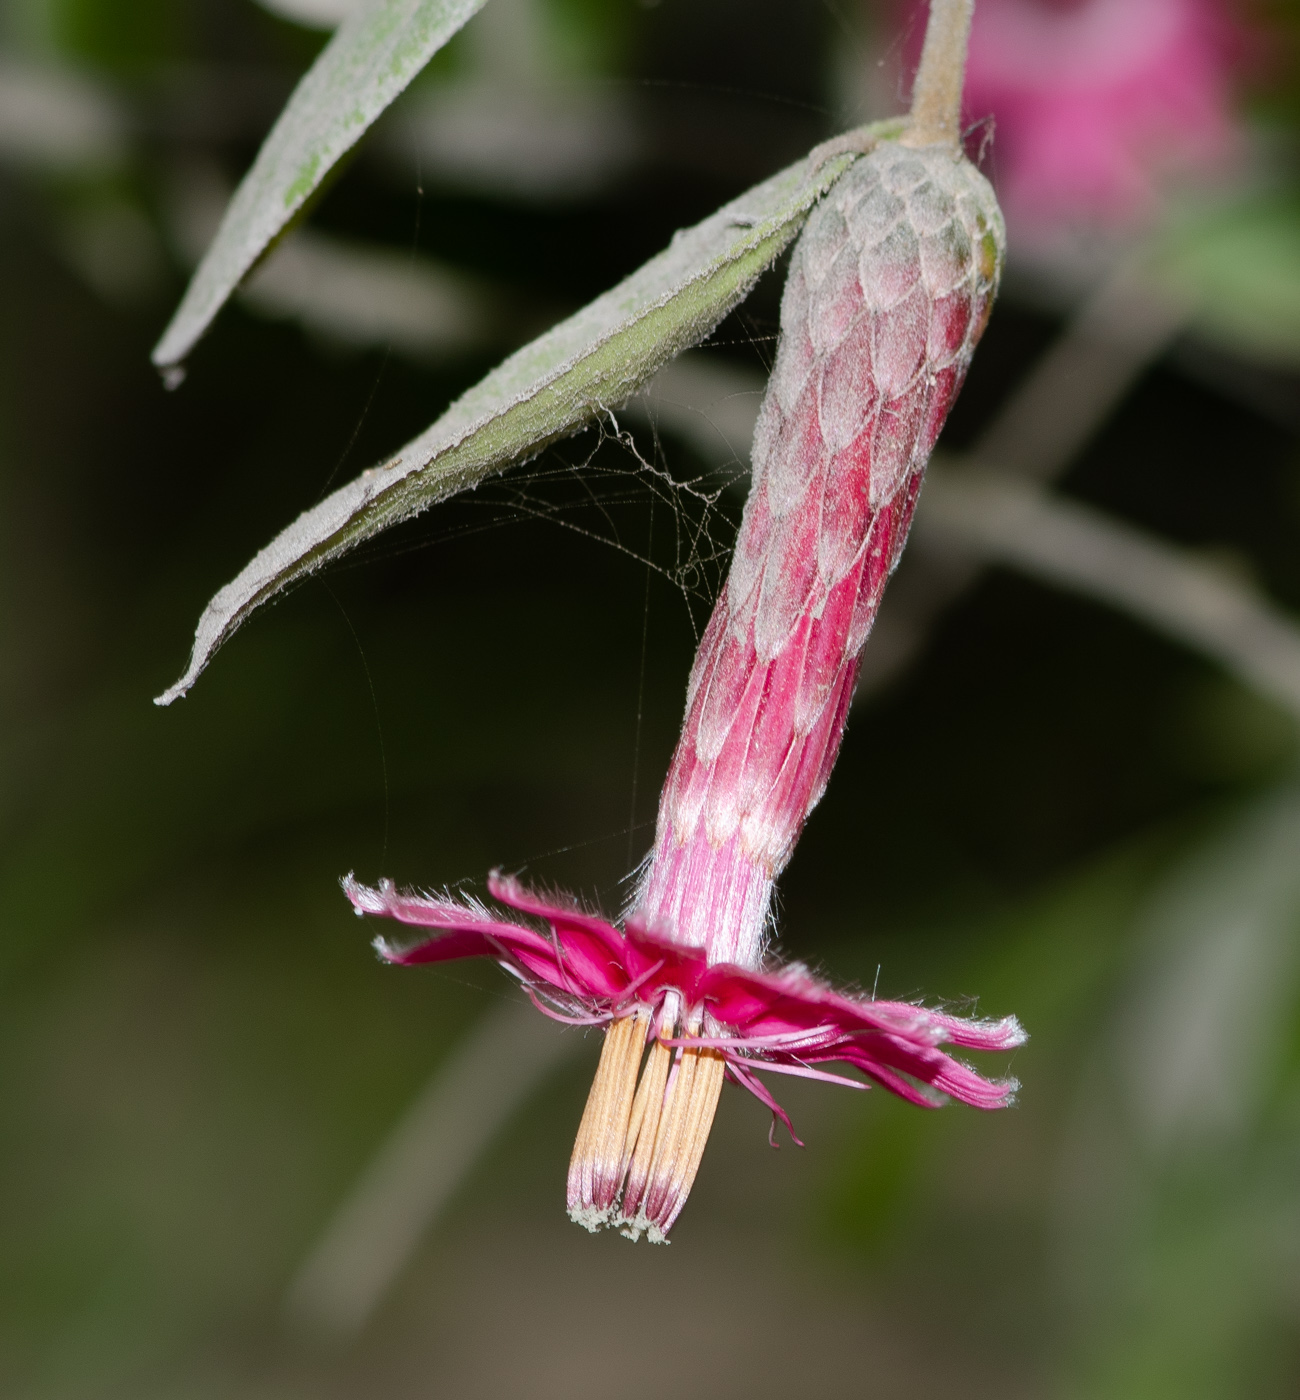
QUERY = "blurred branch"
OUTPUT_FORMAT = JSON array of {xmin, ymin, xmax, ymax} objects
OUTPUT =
[
  {"xmin": 918, "ymin": 465, "xmax": 1300, "ymax": 724},
  {"xmin": 0, "ymin": 60, "xmax": 125, "ymax": 170},
  {"xmin": 168, "ymin": 166, "xmax": 505, "ymax": 359},
  {"xmin": 241, "ymin": 230, "xmax": 499, "ymax": 358},
  {"xmin": 372, "ymin": 0, "xmax": 643, "ymax": 201},
  {"xmin": 285, "ymin": 998, "xmax": 582, "ymax": 1340},
  {"xmin": 857, "ymin": 261, "xmax": 1187, "ymax": 692},
  {"xmin": 638, "ymin": 348, "xmax": 1300, "ymax": 724},
  {"xmin": 967, "ymin": 261, "xmax": 1187, "ymax": 483},
  {"xmin": 379, "ymin": 79, "xmax": 641, "ymax": 201}
]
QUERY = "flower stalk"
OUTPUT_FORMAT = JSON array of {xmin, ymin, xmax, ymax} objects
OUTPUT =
[{"xmin": 903, "ymin": 0, "xmax": 974, "ymax": 150}]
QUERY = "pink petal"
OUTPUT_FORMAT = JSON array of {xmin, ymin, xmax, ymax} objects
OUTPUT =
[{"xmin": 349, "ymin": 871, "xmax": 1023, "ymax": 1121}]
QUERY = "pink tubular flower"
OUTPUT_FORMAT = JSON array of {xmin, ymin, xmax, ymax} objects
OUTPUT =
[
  {"xmin": 960, "ymin": 0, "xmax": 1245, "ymax": 237},
  {"xmin": 348, "ymin": 870, "xmax": 1025, "ymax": 1240},
  {"xmin": 348, "ymin": 133, "xmax": 1023, "ymax": 1242}
]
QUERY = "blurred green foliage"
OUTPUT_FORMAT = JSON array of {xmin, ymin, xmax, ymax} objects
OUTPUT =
[
  {"xmin": 545, "ymin": 0, "xmax": 635, "ymax": 74},
  {"xmin": 50, "ymin": 0, "xmax": 186, "ymax": 72},
  {"xmin": 9, "ymin": 0, "xmax": 189, "ymax": 69},
  {"xmin": 1160, "ymin": 195, "xmax": 1300, "ymax": 368},
  {"xmin": 1, "ymin": 1, "xmax": 1299, "ymax": 1397}
]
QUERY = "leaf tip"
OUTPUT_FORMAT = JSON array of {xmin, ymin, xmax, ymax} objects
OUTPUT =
[
  {"xmin": 150, "ymin": 323, "xmax": 189, "ymax": 379},
  {"xmin": 154, "ymin": 664, "xmax": 200, "ymax": 707}
]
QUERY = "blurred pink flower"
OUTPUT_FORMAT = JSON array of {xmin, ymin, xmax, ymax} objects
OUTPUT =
[{"xmin": 959, "ymin": 0, "xmax": 1246, "ymax": 236}]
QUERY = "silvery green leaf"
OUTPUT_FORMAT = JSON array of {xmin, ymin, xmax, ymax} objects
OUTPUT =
[
  {"xmin": 917, "ymin": 464, "xmax": 1300, "ymax": 723},
  {"xmin": 155, "ymin": 129, "xmax": 896, "ymax": 705},
  {"xmin": 152, "ymin": 0, "xmax": 490, "ymax": 373}
]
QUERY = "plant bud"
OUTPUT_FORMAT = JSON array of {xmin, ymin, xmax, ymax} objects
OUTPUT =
[{"xmin": 639, "ymin": 140, "xmax": 1005, "ymax": 969}]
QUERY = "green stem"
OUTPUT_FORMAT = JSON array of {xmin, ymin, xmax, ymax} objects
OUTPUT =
[{"xmin": 901, "ymin": 0, "xmax": 973, "ymax": 151}]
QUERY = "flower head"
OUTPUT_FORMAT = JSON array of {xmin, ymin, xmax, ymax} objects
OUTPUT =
[{"xmin": 347, "ymin": 871, "xmax": 1025, "ymax": 1241}]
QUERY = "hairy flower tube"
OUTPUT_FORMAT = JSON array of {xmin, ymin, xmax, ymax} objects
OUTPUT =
[{"xmin": 347, "ymin": 129, "xmax": 1024, "ymax": 1243}]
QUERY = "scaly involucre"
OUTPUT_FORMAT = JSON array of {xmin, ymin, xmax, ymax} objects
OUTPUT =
[{"xmin": 638, "ymin": 140, "xmax": 1004, "ymax": 969}]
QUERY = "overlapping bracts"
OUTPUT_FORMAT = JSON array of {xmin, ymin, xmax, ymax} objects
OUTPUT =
[{"xmin": 640, "ymin": 143, "xmax": 1003, "ymax": 968}]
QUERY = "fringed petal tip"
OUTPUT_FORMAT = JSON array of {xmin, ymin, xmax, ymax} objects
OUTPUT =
[
  {"xmin": 342, "ymin": 871, "xmax": 383, "ymax": 917},
  {"xmin": 959, "ymin": 1072, "xmax": 1022, "ymax": 1111},
  {"xmin": 371, "ymin": 934, "xmax": 401, "ymax": 964},
  {"xmin": 932, "ymin": 1011, "xmax": 1028, "ymax": 1053},
  {"xmin": 487, "ymin": 867, "xmax": 535, "ymax": 906},
  {"xmin": 1000, "ymin": 1015, "xmax": 1029, "ymax": 1049}
]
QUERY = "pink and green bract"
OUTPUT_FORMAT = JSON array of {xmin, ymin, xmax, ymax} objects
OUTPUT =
[{"xmin": 348, "ymin": 133, "xmax": 1021, "ymax": 1243}]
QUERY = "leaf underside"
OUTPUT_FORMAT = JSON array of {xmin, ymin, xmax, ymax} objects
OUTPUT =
[
  {"xmin": 155, "ymin": 129, "xmax": 906, "ymax": 705},
  {"xmin": 152, "ymin": 0, "xmax": 490, "ymax": 372}
]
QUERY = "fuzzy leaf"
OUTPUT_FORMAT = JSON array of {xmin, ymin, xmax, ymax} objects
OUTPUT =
[
  {"xmin": 155, "ymin": 130, "xmax": 898, "ymax": 704},
  {"xmin": 152, "ymin": 0, "xmax": 489, "ymax": 372}
]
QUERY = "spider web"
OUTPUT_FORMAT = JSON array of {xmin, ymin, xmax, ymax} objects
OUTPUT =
[
  {"xmin": 328, "ymin": 387, "xmax": 759, "ymax": 894},
  {"xmin": 340, "ymin": 389, "xmax": 756, "ymax": 639}
]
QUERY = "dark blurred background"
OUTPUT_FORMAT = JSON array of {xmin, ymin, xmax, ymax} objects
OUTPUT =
[{"xmin": 3, "ymin": 0, "xmax": 1300, "ymax": 1395}]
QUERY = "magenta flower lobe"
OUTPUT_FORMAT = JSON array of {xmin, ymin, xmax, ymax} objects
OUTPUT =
[{"xmin": 349, "ymin": 871, "xmax": 1024, "ymax": 1236}]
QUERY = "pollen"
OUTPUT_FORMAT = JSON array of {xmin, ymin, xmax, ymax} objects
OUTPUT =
[
  {"xmin": 567, "ymin": 1003, "xmax": 726, "ymax": 1243},
  {"xmin": 566, "ymin": 1009, "xmax": 649, "ymax": 1232}
]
